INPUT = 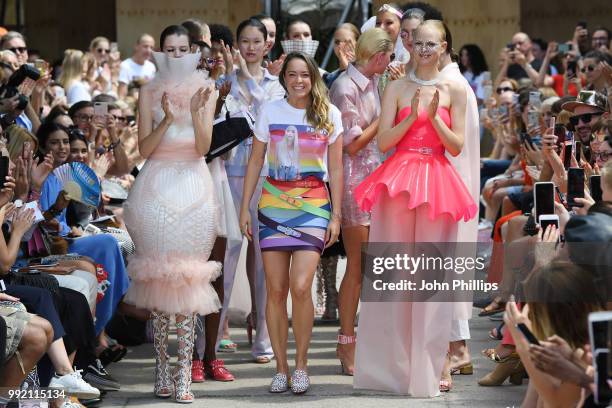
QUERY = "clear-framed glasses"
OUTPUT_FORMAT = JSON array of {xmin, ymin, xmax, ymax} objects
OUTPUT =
[{"xmin": 413, "ymin": 41, "xmax": 441, "ymax": 53}]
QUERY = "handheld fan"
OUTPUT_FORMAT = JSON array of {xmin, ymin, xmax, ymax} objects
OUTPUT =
[{"xmin": 52, "ymin": 162, "xmax": 101, "ymax": 208}]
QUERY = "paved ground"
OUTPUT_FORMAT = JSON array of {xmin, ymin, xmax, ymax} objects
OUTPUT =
[
  {"xmin": 102, "ymin": 310, "xmax": 526, "ymax": 408},
  {"xmin": 100, "ymin": 229, "xmax": 526, "ymax": 407}
]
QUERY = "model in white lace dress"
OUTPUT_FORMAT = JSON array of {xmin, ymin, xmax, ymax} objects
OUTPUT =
[{"xmin": 123, "ymin": 27, "xmax": 220, "ymax": 404}]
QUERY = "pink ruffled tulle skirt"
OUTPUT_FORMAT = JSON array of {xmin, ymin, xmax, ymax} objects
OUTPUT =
[
  {"xmin": 124, "ymin": 253, "xmax": 222, "ymax": 316},
  {"xmin": 123, "ymin": 156, "xmax": 222, "ymax": 316},
  {"xmin": 354, "ymin": 149, "xmax": 478, "ymax": 222}
]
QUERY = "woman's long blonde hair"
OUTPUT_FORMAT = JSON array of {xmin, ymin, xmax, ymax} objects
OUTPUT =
[
  {"xmin": 58, "ymin": 49, "xmax": 84, "ymax": 90},
  {"xmin": 279, "ymin": 52, "xmax": 334, "ymax": 136}
]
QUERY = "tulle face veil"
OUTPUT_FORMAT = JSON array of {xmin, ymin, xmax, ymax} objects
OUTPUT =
[{"xmin": 152, "ymin": 51, "xmax": 202, "ymax": 81}]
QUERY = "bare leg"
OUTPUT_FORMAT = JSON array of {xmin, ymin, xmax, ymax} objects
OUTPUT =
[
  {"xmin": 289, "ymin": 250, "xmax": 320, "ymax": 371},
  {"xmin": 337, "ymin": 225, "xmax": 368, "ymax": 374},
  {"xmin": 47, "ymin": 338, "xmax": 75, "ymax": 376},
  {"xmin": 0, "ymin": 316, "xmax": 52, "ymax": 388},
  {"xmin": 262, "ymin": 251, "xmax": 291, "ymax": 374}
]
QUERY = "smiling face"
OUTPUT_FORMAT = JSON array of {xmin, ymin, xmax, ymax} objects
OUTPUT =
[
  {"xmin": 594, "ymin": 140, "xmax": 612, "ymax": 168},
  {"xmin": 400, "ymin": 17, "xmax": 421, "ymax": 55},
  {"xmin": 412, "ymin": 25, "xmax": 446, "ymax": 67},
  {"xmin": 45, "ymin": 130, "xmax": 70, "ymax": 166},
  {"xmin": 162, "ymin": 34, "xmax": 190, "ymax": 58},
  {"xmin": 283, "ymin": 57, "xmax": 312, "ymax": 100},
  {"xmin": 376, "ymin": 11, "xmax": 400, "ymax": 42},
  {"xmin": 69, "ymin": 138, "xmax": 89, "ymax": 164},
  {"xmin": 239, "ymin": 26, "xmax": 266, "ymax": 64}
]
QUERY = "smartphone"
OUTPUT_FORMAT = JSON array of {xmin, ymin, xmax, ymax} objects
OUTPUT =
[
  {"xmin": 507, "ymin": 43, "xmax": 516, "ymax": 51},
  {"xmin": 563, "ymin": 142, "xmax": 573, "ymax": 169},
  {"xmin": 34, "ymin": 59, "xmax": 46, "ymax": 76},
  {"xmin": 589, "ymin": 312, "xmax": 612, "ymax": 405},
  {"xmin": 527, "ymin": 111, "xmax": 540, "ymax": 132},
  {"xmin": 482, "ymin": 71, "xmax": 491, "ymax": 83},
  {"xmin": 94, "ymin": 102, "xmax": 108, "ymax": 117},
  {"xmin": 594, "ymin": 350, "xmax": 612, "ymax": 406},
  {"xmin": 567, "ymin": 60, "xmax": 577, "ymax": 78},
  {"xmin": 0, "ymin": 156, "xmax": 9, "ymax": 187},
  {"xmin": 557, "ymin": 43, "xmax": 570, "ymax": 54},
  {"xmin": 567, "ymin": 167, "xmax": 585, "ymax": 207},
  {"xmin": 533, "ymin": 182, "xmax": 555, "ymax": 223},
  {"xmin": 483, "ymin": 84, "xmax": 493, "ymax": 100},
  {"xmin": 539, "ymin": 214, "xmax": 560, "ymax": 241},
  {"xmin": 529, "ymin": 91, "xmax": 542, "ymax": 108},
  {"xmin": 575, "ymin": 140, "xmax": 582, "ymax": 162},
  {"xmin": 517, "ymin": 322, "xmax": 540, "ymax": 345},
  {"xmin": 110, "ymin": 42, "xmax": 119, "ymax": 53},
  {"xmin": 590, "ymin": 175, "xmax": 603, "ymax": 202},
  {"xmin": 499, "ymin": 104, "xmax": 509, "ymax": 120}
]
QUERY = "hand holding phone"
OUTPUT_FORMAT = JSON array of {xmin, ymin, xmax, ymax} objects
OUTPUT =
[{"xmin": 0, "ymin": 156, "xmax": 9, "ymax": 187}]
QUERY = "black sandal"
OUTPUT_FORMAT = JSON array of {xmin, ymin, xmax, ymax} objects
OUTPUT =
[{"xmin": 478, "ymin": 297, "xmax": 506, "ymax": 317}]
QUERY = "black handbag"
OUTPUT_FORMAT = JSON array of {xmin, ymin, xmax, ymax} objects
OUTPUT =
[{"xmin": 206, "ymin": 109, "xmax": 255, "ymax": 163}]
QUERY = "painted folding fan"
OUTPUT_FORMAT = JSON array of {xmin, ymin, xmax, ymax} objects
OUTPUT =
[{"xmin": 52, "ymin": 162, "xmax": 101, "ymax": 207}]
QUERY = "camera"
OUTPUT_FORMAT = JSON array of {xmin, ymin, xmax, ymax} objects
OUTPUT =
[{"xmin": 0, "ymin": 64, "xmax": 41, "ymax": 111}]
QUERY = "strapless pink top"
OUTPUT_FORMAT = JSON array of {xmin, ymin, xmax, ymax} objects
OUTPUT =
[{"xmin": 354, "ymin": 107, "xmax": 477, "ymax": 222}]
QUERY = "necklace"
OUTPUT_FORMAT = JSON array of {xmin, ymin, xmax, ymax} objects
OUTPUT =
[{"xmin": 408, "ymin": 70, "xmax": 439, "ymax": 86}]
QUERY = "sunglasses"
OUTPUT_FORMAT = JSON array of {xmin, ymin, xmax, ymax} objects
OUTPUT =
[
  {"xmin": 496, "ymin": 86, "xmax": 513, "ymax": 94},
  {"xmin": 581, "ymin": 65, "xmax": 596, "ymax": 73},
  {"xmin": 9, "ymin": 47, "xmax": 27, "ymax": 54},
  {"xmin": 112, "ymin": 115, "xmax": 126, "ymax": 122},
  {"xmin": 97, "ymin": 48, "xmax": 110, "ymax": 54},
  {"xmin": 569, "ymin": 112, "xmax": 603, "ymax": 127},
  {"xmin": 592, "ymin": 151, "xmax": 611, "ymax": 162},
  {"xmin": 390, "ymin": 53, "xmax": 396, "ymax": 62}
]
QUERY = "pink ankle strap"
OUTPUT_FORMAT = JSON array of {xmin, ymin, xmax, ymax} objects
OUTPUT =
[{"xmin": 337, "ymin": 333, "xmax": 356, "ymax": 344}]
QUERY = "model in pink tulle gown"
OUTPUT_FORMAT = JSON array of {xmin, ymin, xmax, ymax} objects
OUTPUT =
[
  {"xmin": 123, "ymin": 54, "xmax": 221, "ymax": 317},
  {"xmin": 353, "ymin": 106, "xmax": 477, "ymax": 397}
]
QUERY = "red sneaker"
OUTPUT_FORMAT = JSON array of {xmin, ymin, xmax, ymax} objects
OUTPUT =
[
  {"xmin": 191, "ymin": 359, "xmax": 205, "ymax": 383},
  {"xmin": 205, "ymin": 359, "xmax": 235, "ymax": 382}
]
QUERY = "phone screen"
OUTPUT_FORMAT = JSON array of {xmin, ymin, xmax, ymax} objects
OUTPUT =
[
  {"xmin": 0, "ymin": 156, "xmax": 9, "ymax": 187},
  {"xmin": 591, "ymin": 175, "xmax": 603, "ymax": 202},
  {"xmin": 575, "ymin": 140, "xmax": 582, "ymax": 161},
  {"xmin": 567, "ymin": 168, "xmax": 585, "ymax": 207},
  {"xmin": 563, "ymin": 142, "xmax": 573, "ymax": 169},
  {"xmin": 595, "ymin": 350, "xmax": 612, "ymax": 405},
  {"xmin": 558, "ymin": 43, "xmax": 570, "ymax": 54},
  {"xmin": 534, "ymin": 182, "xmax": 555, "ymax": 222},
  {"xmin": 540, "ymin": 217, "xmax": 559, "ymax": 233},
  {"xmin": 567, "ymin": 60, "xmax": 577, "ymax": 78}
]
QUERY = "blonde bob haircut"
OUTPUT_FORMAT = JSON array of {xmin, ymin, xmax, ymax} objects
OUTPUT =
[{"xmin": 354, "ymin": 28, "xmax": 393, "ymax": 66}]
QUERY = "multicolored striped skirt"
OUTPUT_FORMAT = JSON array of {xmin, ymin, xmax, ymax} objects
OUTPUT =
[{"xmin": 258, "ymin": 176, "xmax": 330, "ymax": 253}]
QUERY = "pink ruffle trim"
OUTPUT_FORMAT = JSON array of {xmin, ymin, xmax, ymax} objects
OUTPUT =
[
  {"xmin": 354, "ymin": 151, "xmax": 478, "ymax": 223},
  {"xmin": 124, "ymin": 254, "xmax": 222, "ymax": 315}
]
